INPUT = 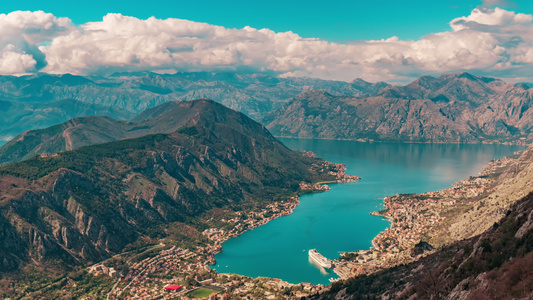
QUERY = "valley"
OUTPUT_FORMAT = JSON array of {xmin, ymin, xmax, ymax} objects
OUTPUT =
[
  {"xmin": 2, "ymin": 3, "xmax": 533, "ymax": 299},
  {"xmin": 0, "ymin": 73, "xmax": 532, "ymax": 300}
]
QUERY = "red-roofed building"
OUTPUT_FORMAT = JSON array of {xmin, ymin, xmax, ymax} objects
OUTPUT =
[{"xmin": 164, "ymin": 284, "xmax": 182, "ymax": 291}]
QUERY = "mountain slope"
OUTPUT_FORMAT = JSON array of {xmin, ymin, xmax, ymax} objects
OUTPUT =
[
  {"xmin": 0, "ymin": 100, "xmax": 215, "ymax": 166},
  {"xmin": 311, "ymin": 135, "xmax": 533, "ymax": 300},
  {"xmin": 313, "ymin": 190, "xmax": 533, "ymax": 299},
  {"xmin": 0, "ymin": 99, "xmax": 342, "ymax": 273},
  {"xmin": 264, "ymin": 73, "xmax": 533, "ymax": 144},
  {"xmin": 263, "ymin": 90, "xmax": 474, "ymax": 142},
  {"xmin": 0, "ymin": 99, "xmax": 276, "ymax": 166}
]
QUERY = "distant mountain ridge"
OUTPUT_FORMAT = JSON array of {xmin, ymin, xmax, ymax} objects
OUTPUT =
[
  {"xmin": 0, "ymin": 100, "xmax": 226, "ymax": 166},
  {"xmin": 4, "ymin": 71, "xmax": 533, "ymax": 145},
  {"xmin": 0, "ymin": 97, "xmax": 328, "ymax": 166},
  {"xmin": 0, "ymin": 72, "xmax": 389, "ymax": 139},
  {"xmin": 264, "ymin": 72, "xmax": 533, "ymax": 144},
  {"xmin": 0, "ymin": 98, "xmax": 134, "ymax": 141}
]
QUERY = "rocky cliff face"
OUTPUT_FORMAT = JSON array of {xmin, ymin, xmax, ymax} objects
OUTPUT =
[
  {"xmin": 264, "ymin": 73, "xmax": 533, "ymax": 144},
  {"xmin": 0, "ymin": 99, "xmax": 339, "ymax": 272}
]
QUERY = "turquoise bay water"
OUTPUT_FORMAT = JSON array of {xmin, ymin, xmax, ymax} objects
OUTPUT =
[
  {"xmin": 0, "ymin": 141, "xmax": 6, "ymax": 147},
  {"xmin": 213, "ymin": 140, "xmax": 523, "ymax": 285}
]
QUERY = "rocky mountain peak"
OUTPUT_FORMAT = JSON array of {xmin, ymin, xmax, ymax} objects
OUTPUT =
[
  {"xmin": 265, "ymin": 72, "xmax": 533, "ymax": 144},
  {"xmin": 0, "ymin": 98, "xmax": 341, "ymax": 275},
  {"xmin": 0, "ymin": 98, "xmax": 275, "ymax": 166}
]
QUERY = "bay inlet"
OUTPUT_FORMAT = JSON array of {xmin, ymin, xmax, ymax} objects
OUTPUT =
[{"xmin": 213, "ymin": 139, "xmax": 523, "ymax": 285}]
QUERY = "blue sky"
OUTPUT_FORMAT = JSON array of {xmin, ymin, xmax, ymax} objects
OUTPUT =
[
  {"xmin": 2, "ymin": 0, "xmax": 531, "ymax": 41},
  {"xmin": 1, "ymin": 1, "xmax": 533, "ymax": 82}
]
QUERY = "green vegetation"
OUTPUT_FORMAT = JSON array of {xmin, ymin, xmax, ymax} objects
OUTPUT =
[
  {"xmin": 187, "ymin": 287, "xmax": 219, "ymax": 298},
  {"xmin": 176, "ymin": 125, "xmax": 199, "ymax": 136},
  {"xmin": 0, "ymin": 133, "xmax": 168, "ymax": 180},
  {"xmin": 339, "ymin": 252, "xmax": 359, "ymax": 261},
  {"xmin": 0, "ymin": 99, "xmax": 342, "ymax": 299}
]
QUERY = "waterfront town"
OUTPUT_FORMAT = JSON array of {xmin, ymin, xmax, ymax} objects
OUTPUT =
[
  {"xmin": 84, "ymin": 193, "xmax": 334, "ymax": 299},
  {"xmin": 78, "ymin": 160, "xmax": 361, "ymax": 299},
  {"xmin": 332, "ymin": 152, "xmax": 520, "ymax": 275},
  {"xmin": 81, "ymin": 153, "xmax": 518, "ymax": 299}
]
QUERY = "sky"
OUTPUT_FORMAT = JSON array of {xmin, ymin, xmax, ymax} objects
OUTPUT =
[{"xmin": 1, "ymin": 0, "xmax": 533, "ymax": 82}]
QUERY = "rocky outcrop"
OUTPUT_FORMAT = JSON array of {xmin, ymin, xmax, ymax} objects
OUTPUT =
[
  {"xmin": 264, "ymin": 73, "xmax": 533, "ymax": 144},
  {"xmin": 445, "ymin": 146, "xmax": 533, "ymax": 241},
  {"xmin": 0, "ymin": 169, "xmax": 137, "ymax": 269}
]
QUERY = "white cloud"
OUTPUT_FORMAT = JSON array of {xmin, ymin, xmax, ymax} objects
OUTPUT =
[
  {"xmin": 450, "ymin": 7, "xmax": 532, "ymax": 31},
  {"xmin": 1, "ymin": 8, "xmax": 533, "ymax": 82},
  {"xmin": 0, "ymin": 11, "xmax": 72, "ymax": 75},
  {"xmin": 0, "ymin": 45, "xmax": 37, "ymax": 74}
]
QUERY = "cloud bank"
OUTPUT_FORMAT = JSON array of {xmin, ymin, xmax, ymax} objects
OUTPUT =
[{"xmin": 1, "ymin": 7, "xmax": 533, "ymax": 82}]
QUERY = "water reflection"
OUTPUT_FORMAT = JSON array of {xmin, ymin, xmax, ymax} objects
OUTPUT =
[{"xmin": 279, "ymin": 138, "xmax": 520, "ymax": 171}]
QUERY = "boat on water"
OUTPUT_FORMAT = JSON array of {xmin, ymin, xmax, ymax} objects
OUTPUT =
[{"xmin": 308, "ymin": 249, "xmax": 332, "ymax": 269}]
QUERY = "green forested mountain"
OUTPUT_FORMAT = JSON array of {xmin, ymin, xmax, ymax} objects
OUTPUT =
[{"xmin": 0, "ymin": 99, "xmax": 340, "ymax": 274}]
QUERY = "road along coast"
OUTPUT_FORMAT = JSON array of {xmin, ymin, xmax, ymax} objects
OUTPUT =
[
  {"xmin": 91, "ymin": 158, "xmax": 359, "ymax": 299},
  {"xmin": 333, "ymin": 151, "xmax": 523, "ymax": 278}
]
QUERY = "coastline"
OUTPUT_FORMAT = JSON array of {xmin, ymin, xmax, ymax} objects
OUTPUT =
[
  {"xmin": 99, "ymin": 161, "xmax": 360, "ymax": 299},
  {"xmin": 207, "ymin": 162, "xmax": 361, "ymax": 262},
  {"xmin": 333, "ymin": 150, "xmax": 523, "ymax": 278},
  {"xmin": 276, "ymin": 135, "xmax": 530, "ymax": 146},
  {"xmin": 92, "ymin": 146, "xmax": 525, "ymax": 299},
  {"xmin": 91, "ymin": 147, "xmax": 525, "ymax": 298}
]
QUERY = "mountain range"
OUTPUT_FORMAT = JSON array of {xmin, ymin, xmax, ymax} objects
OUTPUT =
[
  {"xmin": 0, "ymin": 72, "xmax": 532, "ymax": 298},
  {"xmin": 4, "ymin": 71, "xmax": 533, "ymax": 144},
  {"xmin": 0, "ymin": 99, "xmax": 340, "ymax": 275},
  {"xmin": 264, "ymin": 72, "xmax": 533, "ymax": 144},
  {"xmin": 0, "ymin": 72, "xmax": 388, "ymax": 140}
]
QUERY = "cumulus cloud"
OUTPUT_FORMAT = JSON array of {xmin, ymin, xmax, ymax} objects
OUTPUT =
[
  {"xmin": 450, "ymin": 7, "xmax": 532, "ymax": 31},
  {"xmin": 0, "ymin": 11, "xmax": 71, "ymax": 75},
  {"xmin": 1, "ymin": 7, "xmax": 533, "ymax": 82}
]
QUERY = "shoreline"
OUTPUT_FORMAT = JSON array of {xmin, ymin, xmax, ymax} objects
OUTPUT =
[
  {"xmin": 207, "ymin": 164, "xmax": 362, "ymax": 263},
  {"xmin": 93, "ymin": 149, "xmax": 523, "ymax": 298},
  {"xmin": 276, "ymin": 135, "xmax": 530, "ymax": 146},
  {"xmin": 99, "ymin": 161, "xmax": 359, "ymax": 299},
  {"xmin": 333, "ymin": 150, "xmax": 522, "ymax": 278}
]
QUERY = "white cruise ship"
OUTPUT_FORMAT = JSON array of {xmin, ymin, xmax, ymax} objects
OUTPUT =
[{"xmin": 308, "ymin": 249, "xmax": 332, "ymax": 269}]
